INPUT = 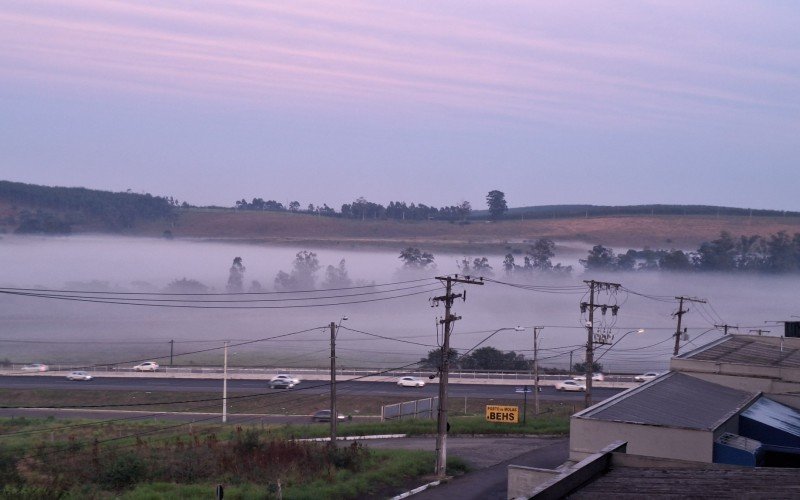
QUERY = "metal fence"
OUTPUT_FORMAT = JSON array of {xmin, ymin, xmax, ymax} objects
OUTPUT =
[
  {"xmin": 381, "ymin": 397, "xmax": 438, "ymax": 422},
  {"xmin": 3, "ymin": 364, "xmax": 670, "ymax": 378}
]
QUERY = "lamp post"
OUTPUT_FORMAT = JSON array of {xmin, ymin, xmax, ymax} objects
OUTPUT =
[
  {"xmin": 222, "ymin": 341, "xmax": 228, "ymax": 423},
  {"xmin": 437, "ymin": 325, "xmax": 523, "ymax": 478},
  {"xmin": 457, "ymin": 326, "xmax": 526, "ymax": 360}
]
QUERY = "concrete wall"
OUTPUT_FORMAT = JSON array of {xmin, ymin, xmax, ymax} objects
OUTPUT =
[
  {"xmin": 507, "ymin": 466, "xmax": 561, "ymax": 499},
  {"xmin": 671, "ymin": 358, "xmax": 800, "ymax": 385},
  {"xmin": 569, "ymin": 417, "xmax": 714, "ymax": 463},
  {"xmin": 764, "ymin": 393, "xmax": 800, "ymax": 411},
  {"xmin": 714, "ymin": 411, "xmax": 742, "ymax": 438},
  {"xmin": 678, "ymin": 371, "xmax": 777, "ymax": 393},
  {"xmin": 510, "ymin": 441, "xmax": 626, "ymax": 500}
]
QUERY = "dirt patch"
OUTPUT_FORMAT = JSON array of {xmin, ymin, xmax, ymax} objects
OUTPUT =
[{"xmin": 130, "ymin": 210, "xmax": 800, "ymax": 252}]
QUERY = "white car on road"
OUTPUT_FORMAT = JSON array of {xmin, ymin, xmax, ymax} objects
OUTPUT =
[
  {"xmin": 397, "ymin": 376, "xmax": 426, "ymax": 387},
  {"xmin": 270, "ymin": 374, "xmax": 300, "ymax": 385},
  {"xmin": 133, "ymin": 361, "xmax": 160, "ymax": 372},
  {"xmin": 21, "ymin": 363, "xmax": 49, "ymax": 372},
  {"xmin": 634, "ymin": 371, "xmax": 661, "ymax": 382},
  {"xmin": 555, "ymin": 380, "xmax": 586, "ymax": 392},
  {"xmin": 66, "ymin": 371, "xmax": 93, "ymax": 381},
  {"xmin": 572, "ymin": 373, "xmax": 604, "ymax": 382}
]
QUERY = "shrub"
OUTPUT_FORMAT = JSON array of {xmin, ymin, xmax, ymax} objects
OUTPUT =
[{"xmin": 99, "ymin": 453, "xmax": 147, "ymax": 490}]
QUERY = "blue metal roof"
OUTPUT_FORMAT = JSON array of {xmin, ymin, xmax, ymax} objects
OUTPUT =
[{"xmin": 741, "ymin": 397, "xmax": 800, "ymax": 438}]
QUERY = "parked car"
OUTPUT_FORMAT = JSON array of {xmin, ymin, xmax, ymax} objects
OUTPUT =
[
  {"xmin": 572, "ymin": 373, "xmax": 604, "ymax": 382},
  {"xmin": 634, "ymin": 371, "xmax": 661, "ymax": 382},
  {"xmin": 66, "ymin": 371, "xmax": 93, "ymax": 381},
  {"xmin": 133, "ymin": 361, "xmax": 159, "ymax": 372},
  {"xmin": 555, "ymin": 380, "xmax": 586, "ymax": 392},
  {"xmin": 311, "ymin": 410, "xmax": 347, "ymax": 422},
  {"xmin": 268, "ymin": 378, "xmax": 294, "ymax": 389},
  {"xmin": 270, "ymin": 374, "xmax": 300, "ymax": 385},
  {"xmin": 397, "ymin": 376, "xmax": 426, "ymax": 387},
  {"xmin": 21, "ymin": 363, "xmax": 49, "ymax": 372}
]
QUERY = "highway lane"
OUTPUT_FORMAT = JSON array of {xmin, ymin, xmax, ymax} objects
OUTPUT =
[{"xmin": 0, "ymin": 375, "xmax": 625, "ymax": 402}]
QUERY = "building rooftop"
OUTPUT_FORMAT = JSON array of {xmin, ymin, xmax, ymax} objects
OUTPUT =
[
  {"xmin": 567, "ymin": 464, "xmax": 800, "ymax": 499},
  {"xmin": 678, "ymin": 334, "xmax": 800, "ymax": 368},
  {"xmin": 577, "ymin": 372, "xmax": 757, "ymax": 430}
]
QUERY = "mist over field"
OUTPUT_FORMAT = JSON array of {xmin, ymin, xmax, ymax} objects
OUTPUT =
[{"xmin": 1, "ymin": 235, "xmax": 797, "ymax": 373}]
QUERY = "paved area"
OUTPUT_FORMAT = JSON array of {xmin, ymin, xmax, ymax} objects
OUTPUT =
[{"xmin": 362, "ymin": 435, "xmax": 569, "ymax": 499}]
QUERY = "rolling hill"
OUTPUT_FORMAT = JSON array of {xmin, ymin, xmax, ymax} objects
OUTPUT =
[{"xmin": 2, "ymin": 180, "xmax": 799, "ymax": 252}]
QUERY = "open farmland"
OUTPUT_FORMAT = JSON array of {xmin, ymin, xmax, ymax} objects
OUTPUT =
[{"xmin": 134, "ymin": 209, "xmax": 800, "ymax": 252}]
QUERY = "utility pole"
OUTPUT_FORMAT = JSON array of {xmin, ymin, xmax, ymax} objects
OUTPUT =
[
  {"xmin": 581, "ymin": 280, "xmax": 621, "ymax": 407},
  {"xmin": 432, "ymin": 275, "xmax": 484, "ymax": 479},
  {"xmin": 222, "ymin": 341, "xmax": 228, "ymax": 423},
  {"xmin": 673, "ymin": 296, "xmax": 706, "ymax": 356},
  {"xmin": 533, "ymin": 326, "xmax": 543, "ymax": 415},
  {"xmin": 169, "ymin": 339, "xmax": 174, "ymax": 367},
  {"xmin": 715, "ymin": 324, "xmax": 735, "ymax": 336},
  {"xmin": 330, "ymin": 321, "xmax": 337, "ymax": 444}
]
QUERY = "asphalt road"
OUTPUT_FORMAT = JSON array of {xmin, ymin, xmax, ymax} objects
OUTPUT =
[
  {"xmin": 0, "ymin": 375, "xmax": 624, "ymax": 402},
  {"xmin": 409, "ymin": 437, "xmax": 569, "ymax": 500}
]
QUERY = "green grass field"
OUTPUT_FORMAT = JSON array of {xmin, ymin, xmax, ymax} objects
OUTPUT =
[{"xmin": 0, "ymin": 417, "xmax": 479, "ymax": 499}]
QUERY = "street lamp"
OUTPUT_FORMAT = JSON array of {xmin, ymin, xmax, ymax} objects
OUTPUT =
[
  {"xmin": 435, "ymin": 325, "xmax": 524, "ymax": 477},
  {"xmin": 222, "ymin": 344, "xmax": 240, "ymax": 423},
  {"xmin": 223, "ymin": 341, "xmax": 229, "ymax": 423},
  {"xmin": 458, "ymin": 326, "xmax": 525, "ymax": 359}
]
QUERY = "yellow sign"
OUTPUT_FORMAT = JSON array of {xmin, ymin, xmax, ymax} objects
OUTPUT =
[{"xmin": 485, "ymin": 405, "xmax": 519, "ymax": 423}]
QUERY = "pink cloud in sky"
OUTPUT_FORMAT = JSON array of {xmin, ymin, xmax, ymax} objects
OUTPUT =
[{"xmin": 1, "ymin": 0, "xmax": 797, "ymax": 130}]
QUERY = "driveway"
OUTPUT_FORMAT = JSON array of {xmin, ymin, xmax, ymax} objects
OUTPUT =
[{"xmin": 361, "ymin": 435, "xmax": 569, "ymax": 499}]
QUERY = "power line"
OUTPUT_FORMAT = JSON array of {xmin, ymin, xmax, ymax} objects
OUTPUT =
[
  {"xmin": 339, "ymin": 325, "xmax": 438, "ymax": 348},
  {"xmin": 2, "ymin": 326, "xmax": 327, "ymax": 375},
  {"xmin": 0, "ymin": 281, "xmax": 439, "ymax": 304},
  {"xmin": 0, "ymin": 277, "xmax": 437, "ymax": 296},
  {"xmin": 619, "ymin": 286, "xmax": 675, "ymax": 303},
  {"xmin": 0, "ymin": 285, "xmax": 442, "ymax": 310},
  {"xmin": 483, "ymin": 277, "xmax": 586, "ymax": 294}
]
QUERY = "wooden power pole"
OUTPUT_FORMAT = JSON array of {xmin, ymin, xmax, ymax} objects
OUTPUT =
[
  {"xmin": 433, "ymin": 275, "xmax": 483, "ymax": 479},
  {"xmin": 533, "ymin": 327, "xmax": 543, "ymax": 415},
  {"xmin": 581, "ymin": 280, "xmax": 621, "ymax": 407},
  {"xmin": 330, "ymin": 321, "xmax": 337, "ymax": 444},
  {"xmin": 673, "ymin": 296, "xmax": 706, "ymax": 356}
]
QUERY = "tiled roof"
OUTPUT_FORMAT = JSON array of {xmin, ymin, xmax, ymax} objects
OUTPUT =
[
  {"xmin": 679, "ymin": 335, "xmax": 800, "ymax": 367},
  {"xmin": 578, "ymin": 372, "xmax": 756, "ymax": 430},
  {"xmin": 568, "ymin": 465, "xmax": 800, "ymax": 499}
]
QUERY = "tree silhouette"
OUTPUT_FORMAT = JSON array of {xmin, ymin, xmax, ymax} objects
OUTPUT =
[
  {"xmin": 227, "ymin": 257, "xmax": 245, "ymax": 293},
  {"xmin": 486, "ymin": 190, "xmax": 508, "ymax": 220}
]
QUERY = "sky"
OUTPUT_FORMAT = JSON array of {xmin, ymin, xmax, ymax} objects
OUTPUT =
[{"xmin": 1, "ymin": 1, "xmax": 799, "ymax": 211}]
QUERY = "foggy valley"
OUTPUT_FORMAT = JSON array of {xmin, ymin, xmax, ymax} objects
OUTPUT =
[{"xmin": 2, "ymin": 235, "xmax": 796, "ymax": 373}]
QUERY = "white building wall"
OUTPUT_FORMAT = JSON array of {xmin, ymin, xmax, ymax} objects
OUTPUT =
[{"xmin": 569, "ymin": 417, "xmax": 714, "ymax": 462}]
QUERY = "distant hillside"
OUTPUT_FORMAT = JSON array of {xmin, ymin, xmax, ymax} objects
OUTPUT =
[
  {"xmin": 473, "ymin": 204, "xmax": 800, "ymax": 219},
  {"xmin": 130, "ymin": 207, "xmax": 800, "ymax": 253},
  {"xmin": 2, "ymin": 181, "xmax": 799, "ymax": 252},
  {"xmin": 0, "ymin": 180, "xmax": 176, "ymax": 234}
]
